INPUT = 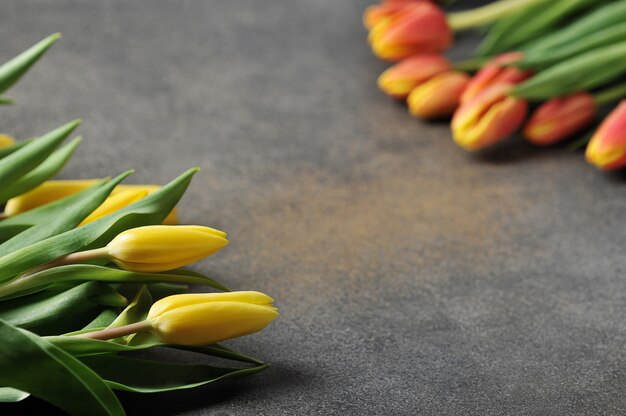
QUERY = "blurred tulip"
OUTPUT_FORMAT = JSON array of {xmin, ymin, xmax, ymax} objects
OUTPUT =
[
  {"xmin": 586, "ymin": 101, "xmax": 626, "ymax": 170},
  {"xmin": 363, "ymin": 0, "xmax": 434, "ymax": 30},
  {"xmin": 4, "ymin": 179, "xmax": 100, "ymax": 216},
  {"xmin": 107, "ymin": 225, "xmax": 228, "ymax": 272},
  {"xmin": 461, "ymin": 52, "xmax": 532, "ymax": 104},
  {"xmin": 147, "ymin": 291, "xmax": 279, "ymax": 345},
  {"xmin": 452, "ymin": 84, "xmax": 528, "ymax": 150},
  {"xmin": 369, "ymin": 2, "xmax": 451, "ymax": 61},
  {"xmin": 0, "ymin": 134, "xmax": 15, "ymax": 148},
  {"xmin": 524, "ymin": 93, "xmax": 597, "ymax": 146},
  {"xmin": 407, "ymin": 71, "xmax": 470, "ymax": 118},
  {"xmin": 378, "ymin": 54, "xmax": 451, "ymax": 99}
]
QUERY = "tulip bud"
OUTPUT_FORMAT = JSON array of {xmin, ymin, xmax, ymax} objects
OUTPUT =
[
  {"xmin": 369, "ymin": 2, "xmax": 451, "ymax": 61},
  {"xmin": 524, "ymin": 93, "xmax": 597, "ymax": 146},
  {"xmin": 461, "ymin": 52, "xmax": 532, "ymax": 104},
  {"xmin": 452, "ymin": 84, "xmax": 528, "ymax": 150},
  {"xmin": 147, "ymin": 291, "xmax": 279, "ymax": 345},
  {"xmin": 378, "ymin": 54, "xmax": 451, "ymax": 99},
  {"xmin": 106, "ymin": 225, "xmax": 228, "ymax": 272},
  {"xmin": 0, "ymin": 134, "xmax": 15, "ymax": 148},
  {"xmin": 407, "ymin": 71, "xmax": 470, "ymax": 119},
  {"xmin": 585, "ymin": 101, "xmax": 626, "ymax": 170},
  {"xmin": 4, "ymin": 179, "xmax": 100, "ymax": 216},
  {"xmin": 113, "ymin": 184, "xmax": 179, "ymax": 225},
  {"xmin": 79, "ymin": 189, "xmax": 148, "ymax": 226},
  {"xmin": 363, "ymin": 0, "xmax": 434, "ymax": 30}
]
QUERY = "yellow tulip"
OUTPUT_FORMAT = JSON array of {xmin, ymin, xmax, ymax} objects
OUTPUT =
[
  {"xmin": 0, "ymin": 134, "xmax": 15, "ymax": 148},
  {"xmin": 79, "ymin": 189, "xmax": 148, "ymax": 226},
  {"xmin": 4, "ymin": 179, "xmax": 100, "ymax": 216},
  {"xmin": 106, "ymin": 225, "xmax": 228, "ymax": 272},
  {"xmin": 147, "ymin": 291, "xmax": 279, "ymax": 345}
]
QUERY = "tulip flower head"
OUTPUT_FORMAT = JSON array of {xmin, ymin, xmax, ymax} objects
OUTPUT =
[
  {"xmin": 0, "ymin": 134, "xmax": 15, "ymax": 148},
  {"xmin": 363, "ymin": 0, "xmax": 435, "ymax": 30},
  {"xmin": 80, "ymin": 189, "xmax": 148, "ymax": 226},
  {"xmin": 378, "ymin": 54, "xmax": 451, "ymax": 99},
  {"xmin": 147, "ymin": 291, "xmax": 279, "ymax": 345},
  {"xmin": 452, "ymin": 84, "xmax": 528, "ymax": 150},
  {"xmin": 461, "ymin": 52, "xmax": 532, "ymax": 105},
  {"xmin": 407, "ymin": 70, "xmax": 470, "ymax": 119},
  {"xmin": 369, "ymin": 2, "xmax": 451, "ymax": 61},
  {"xmin": 586, "ymin": 100, "xmax": 626, "ymax": 170},
  {"xmin": 107, "ymin": 225, "xmax": 229, "ymax": 272},
  {"xmin": 524, "ymin": 93, "xmax": 597, "ymax": 146}
]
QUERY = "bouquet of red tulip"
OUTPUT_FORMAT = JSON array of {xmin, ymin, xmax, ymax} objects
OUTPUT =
[{"xmin": 364, "ymin": 0, "xmax": 626, "ymax": 170}]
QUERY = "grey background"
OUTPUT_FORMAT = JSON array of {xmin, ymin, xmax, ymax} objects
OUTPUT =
[{"xmin": 2, "ymin": 0, "xmax": 626, "ymax": 415}]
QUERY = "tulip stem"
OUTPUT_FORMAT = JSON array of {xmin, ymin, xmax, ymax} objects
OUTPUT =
[
  {"xmin": 74, "ymin": 320, "xmax": 152, "ymax": 340},
  {"xmin": 448, "ymin": 0, "xmax": 547, "ymax": 31},
  {"xmin": 594, "ymin": 82, "xmax": 626, "ymax": 106},
  {"xmin": 22, "ymin": 247, "xmax": 110, "ymax": 277},
  {"xmin": 453, "ymin": 57, "xmax": 489, "ymax": 72}
]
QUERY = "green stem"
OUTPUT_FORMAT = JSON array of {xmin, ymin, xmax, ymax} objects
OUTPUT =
[
  {"xmin": 448, "ymin": 0, "xmax": 547, "ymax": 31},
  {"xmin": 73, "ymin": 320, "xmax": 152, "ymax": 340},
  {"xmin": 594, "ymin": 82, "xmax": 626, "ymax": 105},
  {"xmin": 21, "ymin": 247, "xmax": 110, "ymax": 277},
  {"xmin": 453, "ymin": 57, "xmax": 490, "ymax": 72}
]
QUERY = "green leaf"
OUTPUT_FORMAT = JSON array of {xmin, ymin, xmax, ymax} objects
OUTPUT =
[
  {"xmin": 108, "ymin": 285, "xmax": 152, "ymax": 329},
  {"xmin": 513, "ymin": 40, "xmax": 626, "ymax": 100},
  {"xmin": 0, "ymin": 168, "xmax": 198, "ymax": 280},
  {"xmin": 0, "ymin": 135, "xmax": 81, "ymax": 203},
  {"xmin": 80, "ymin": 355, "xmax": 268, "ymax": 393},
  {"xmin": 0, "ymin": 119, "xmax": 80, "ymax": 191},
  {"xmin": 0, "ymin": 264, "xmax": 227, "ymax": 300},
  {"xmin": 0, "ymin": 318, "xmax": 125, "ymax": 415},
  {"xmin": 0, "ymin": 387, "xmax": 29, "ymax": 402},
  {"xmin": 0, "ymin": 172, "xmax": 131, "ymax": 256},
  {"xmin": 0, "ymin": 33, "xmax": 61, "ymax": 95},
  {"xmin": 48, "ymin": 337, "xmax": 263, "ymax": 366},
  {"xmin": 0, "ymin": 138, "xmax": 32, "ymax": 159},
  {"xmin": 83, "ymin": 309, "xmax": 119, "ymax": 331},
  {"xmin": 0, "ymin": 96, "xmax": 14, "ymax": 105},
  {"xmin": 0, "ymin": 282, "xmax": 127, "ymax": 335}
]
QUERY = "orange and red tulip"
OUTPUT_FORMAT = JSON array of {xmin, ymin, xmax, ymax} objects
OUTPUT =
[
  {"xmin": 524, "ymin": 93, "xmax": 597, "ymax": 146},
  {"xmin": 586, "ymin": 101, "xmax": 626, "ymax": 170},
  {"xmin": 452, "ymin": 84, "xmax": 528, "ymax": 151},
  {"xmin": 363, "ymin": 0, "xmax": 435, "ymax": 30},
  {"xmin": 461, "ymin": 52, "xmax": 532, "ymax": 104},
  {"xmin": 378, "ymin": 54, "xmax": 451, "ymax": 99},
  {"xmin": 407, "ymin": 71, "xmax": 470, "ymax": 119},
  {"xmin": 368, "ymin": 2, "xmax": 451, "ymax": 61}
]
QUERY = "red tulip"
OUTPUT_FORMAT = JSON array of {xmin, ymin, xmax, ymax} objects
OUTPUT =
[
  {"xmin": 368, "ymin": 2, "xmax": 452, "ymax": 61},
  {"xmin": 377, "ymin": 54, "xmax": 451, "ymax": 99},
  {"xmin": 407, "ymin": 71, "xmax": 470, "ymax": 118},
  {"xmin": 524, "ymin": 93, "xmax": 597, "ymax": 146},
  {"xmin": 461, "ymin": 52, "xmax": 532, "ymax": 104},
  {"xmin": 586, "ymin": 100, "xmax": 626, "ymax": 170},
  {"xmin": 452, "ymin": 84, "xmax": 528, "ymax": 150}
]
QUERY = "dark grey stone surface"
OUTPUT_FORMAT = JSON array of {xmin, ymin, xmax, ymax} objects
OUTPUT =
[{"xmin": 2, "ymin": 1, "xmax": 626, "ymax": 415}]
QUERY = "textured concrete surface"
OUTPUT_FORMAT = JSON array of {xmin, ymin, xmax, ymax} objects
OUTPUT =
[{"xmin": 2, "ymin": 1, "xmax": 626, "ymax": 415}]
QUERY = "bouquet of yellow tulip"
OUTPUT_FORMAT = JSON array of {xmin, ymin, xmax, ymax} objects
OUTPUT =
[
  {"xmin": 365, "ymin": 0, "xmax": 626, "ymax": 171},
  {"xmin": 0, "ymin": 35, "xmax": 278, "ymax": 415}
]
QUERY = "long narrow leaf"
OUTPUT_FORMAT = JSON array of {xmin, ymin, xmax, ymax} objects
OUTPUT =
[
  {"xmin": 0, "ymin": 136, "xmax": 81, "ymax": 203},
  {"xmin": 0, "ymin": 119, "xmax": 80, "ymax": 188},
  {"xmin": 0, "ymin": 318, "xmax": 125, "ymax": 416},
  {"xmin": 80, "ymin": 355, "xmax": 268, "ymax": 394},
  {"xmin": 0, "ymin": 33, "xmax": 61, "ymax": 94},
  {"xmin": 0, "ymin": 264, "xmax": 227, "ymax": 299}
]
